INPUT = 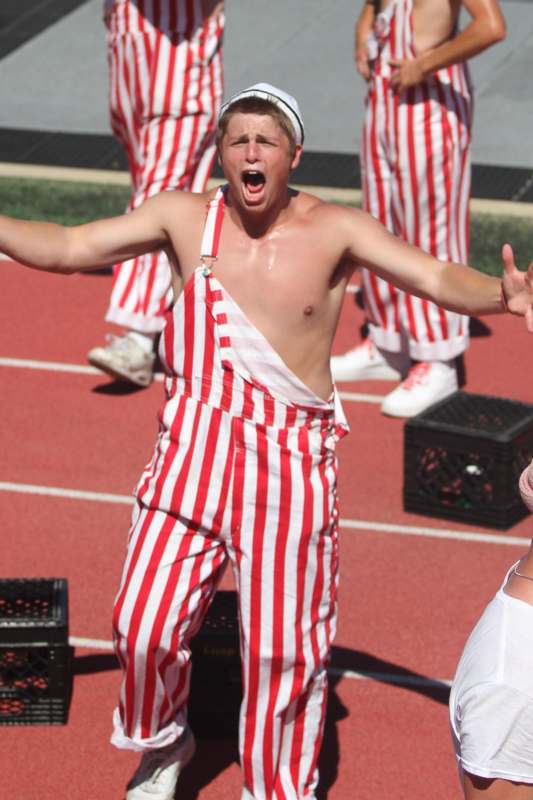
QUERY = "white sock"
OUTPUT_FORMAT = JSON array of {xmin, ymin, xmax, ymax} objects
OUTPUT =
[{"xmin": 126, "ymin": 330, "xmax": 156, "ymax": 354}]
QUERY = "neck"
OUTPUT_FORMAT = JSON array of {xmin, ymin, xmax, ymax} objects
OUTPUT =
[
  {"xmin": 225, "ymin": 187, "xmax": 292, "ymax": 239},
  {"xmin": 519, "ymin": 542, "xmax": 533, "ymax": 574}
]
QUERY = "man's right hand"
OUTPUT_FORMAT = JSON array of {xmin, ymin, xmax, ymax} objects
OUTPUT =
[
  {"xmin": 355, "ymin": 46, "xmax": 371, "ymax": 80},
  {"xmin": 354, "ymin": 1, "xmax": 376, "ymax": 81},
  {"xmin": 103, "ymin": 0, "xmax": 114, "ymax": 28}
]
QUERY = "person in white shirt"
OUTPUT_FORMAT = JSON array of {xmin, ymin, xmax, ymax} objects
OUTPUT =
[{"xmin": 450, "ymin": 459, "xmax": 533, "ymax": 799}]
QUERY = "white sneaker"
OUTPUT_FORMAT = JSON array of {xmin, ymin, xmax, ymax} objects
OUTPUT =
[
  {"xmin": 330, "ymin": 339, "xmax": 410, "ymax": 382},
  {"xmin": 381, "ymin": 361, "xmax": 458, "ymax": 418},
  {"xmin": 88, "ymin": 334, "xmax": 155, "ymax": 387},
  {"xmin": 126, "ymin": 728, "xmax": 196, "ymax": 800}
]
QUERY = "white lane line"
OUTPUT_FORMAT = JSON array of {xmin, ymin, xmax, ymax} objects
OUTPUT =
[
  {"xmin": 327, "ymin": 667, "xmax": 451, "ymax": 689},
  {"xmin": 0, "ymin": 481, "xmax": 132, "ymax": 505},
  {"xmin": 70, "ymin": 636, "xmax": 115, "ymax": 651},
  {"xmin": 0, "ymin": 356, "xmax": 165, "ymax": 382},
  {"xmin": 338, "ymin": 390, "xmax": 383, "ymax": 404},
  {"xmin": 0, "ymin": 357, "xmax": 385, "ymax": 401},
  {"xmin": 1, "ymin": 357, "xmax": 101, "ymax": 376},
  {"xmin": 68, "ymin": 635, "xmax": 451, "ymax": 688},
  {"xmin": 0, "ymin": 480, "xmax": 529, "ymax": 546},
  {"xmin": 341, "ymin": 517, "xmax": 530, "ymax": 547}
]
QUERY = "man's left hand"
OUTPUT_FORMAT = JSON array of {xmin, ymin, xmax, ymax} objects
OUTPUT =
[
  {"xmin": 502, "ymin": 243, "xmax": 533, "ymax": 332},
  {"xmin": 389, "ymin": 57, "xmax": 425, "ymax": 90}
]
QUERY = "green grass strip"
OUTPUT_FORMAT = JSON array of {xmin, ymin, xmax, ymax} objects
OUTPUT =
[
  {"xmin": 468, "ymin": 213, "xmax": 531, "ymax": 277},
  {"xmin": 0, "ymin": 175, "xmax": 530, "ymax": 277},
  {"xmin": 0, "ymin": 176, "xmax": 130, "ymax": 226}
]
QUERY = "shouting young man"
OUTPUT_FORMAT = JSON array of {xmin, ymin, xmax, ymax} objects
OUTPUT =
[{"xmin": 2, "ymin": 84, "xmax": 532, "ymax": 800}]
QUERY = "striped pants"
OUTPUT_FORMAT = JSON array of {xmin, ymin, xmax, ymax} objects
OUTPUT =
[
  {"xmin": 360, "ymin": 75, "xmax": 471, "ymax": 360},
  {"xmin": 111, "ymin": 391, "xmax": 341, "ymax": 799},
  {"xmin": 105, "ymin": 2, "xmax": 224, "ymax": 333}
]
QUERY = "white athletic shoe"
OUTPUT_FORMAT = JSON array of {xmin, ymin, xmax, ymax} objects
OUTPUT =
[
  {"xmin": 88, "ymin": 334, "xmax": 155, "ymax": 387},
  {"xmin": 125, "ymin": 728, "xmax": 196, "ymax": 800},
  {"xmin": 330, "ymin": 339, "xmax": 410, "ymax": 382},
  {"xmin": 380, "ymin": 361, "xmax": 458, "ymax": 418}
]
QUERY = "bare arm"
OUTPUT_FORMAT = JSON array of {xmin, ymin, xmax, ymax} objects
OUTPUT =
[
  {"xmin": 390, "ymin": 0, "xmax": 506, "ymax": 90},
  {"xmin": 355, "ymin": 1, "xmax": 376, "ymax": 80},
  {"xmin": 337, "ymin": 207, "xmax": 533, "ymax": 329},
  {"xmin": 0, "ymin": 193, "xmax": 172, "ymax": 274}
]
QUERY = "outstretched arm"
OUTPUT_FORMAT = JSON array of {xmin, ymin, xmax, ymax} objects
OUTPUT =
[
  {"xmin": 0, "ymin": 193, "xmax": 171, "ymax": 274},
  {"xmin": 337, "ymin": 206, "xmax": 533, "ymax": 329}
]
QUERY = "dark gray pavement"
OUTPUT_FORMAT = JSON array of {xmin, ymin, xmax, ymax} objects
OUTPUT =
[{"xmin": 0, "ymin": 1, "xmax": 531, "ymax": 183}]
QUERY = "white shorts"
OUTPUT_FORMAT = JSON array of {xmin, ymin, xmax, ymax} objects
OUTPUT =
[{"xmin": 449, "ymin": 564, "xmax": 533, "ymax": 784}]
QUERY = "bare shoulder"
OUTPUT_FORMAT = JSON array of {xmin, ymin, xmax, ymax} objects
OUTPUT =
[
  {"xmin": 289, "ymin": 191, "xmax": 384, "ymax": 270},
  {"xmin": 142, "ymin": 187, "xmax": 211, "ymax": 221},
  {"xmin": 296, "ymin": 193, "xmax": 374, "ymax": 235},
  {"xmin": 138, "ymin": 187, "xmax": 214, "ymax": 248}
]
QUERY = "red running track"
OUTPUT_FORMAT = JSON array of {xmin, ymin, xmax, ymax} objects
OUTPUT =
[{"xmin": 2, "ymin": 261, "xmax": 533, "ymax": 800}]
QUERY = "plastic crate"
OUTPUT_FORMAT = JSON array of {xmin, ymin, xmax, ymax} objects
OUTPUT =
[
  {"xmin": 404, "ymin": 391, "xmax": 533, "ymax": 529},
  {"xmin": 189, "ymin": 590, "xmax": 241, "ymax": 738},
  {"xmin": 0, "ymin": 579, "xmax": 72, "ymax": 725}
]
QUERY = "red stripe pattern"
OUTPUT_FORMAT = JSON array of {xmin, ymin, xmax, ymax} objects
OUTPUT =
[
  {"xmin": 111, "ymin": 190, "xmax": 348, "ymax": 799},
  {"xmin": 105, "ymin": 0, "xmax": 225, "ymax": 333},
  {"xmin": 361, "ymin": 0, "xmax": 472, "ymax": 360}
]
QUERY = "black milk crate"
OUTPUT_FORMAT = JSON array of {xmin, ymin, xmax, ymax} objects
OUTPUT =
[
  {"xmin": 189, "ymin": 590, "xmax": 241, "ymax": 738},
  {"xmin": 0, "ymin": 578, "xmax": 72, "ymax": 725},
  {"xmin": 404, "ymin": 391, "xmax": 533, "ymax": 529}
]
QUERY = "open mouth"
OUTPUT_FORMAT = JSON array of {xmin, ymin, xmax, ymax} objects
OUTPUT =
[{"xmin": 242, "ymin": 170, "xmax": 266, "ymax": 194}]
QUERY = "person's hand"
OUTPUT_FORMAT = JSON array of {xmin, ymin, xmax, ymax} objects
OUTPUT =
[
  {"xmin": 502, "ymin": 243, "xmax": 533, "ymax": 332},
  {"xmin": 355, "ymin": 46, "xmax": 371, "ymax": 81},
  {"xmin": 102, "ymin": 0, "xmax": 114, "ymax": 28},
  {"xmin": 389, "ymin": 57, "xmax": 425, "ymax": 90}
]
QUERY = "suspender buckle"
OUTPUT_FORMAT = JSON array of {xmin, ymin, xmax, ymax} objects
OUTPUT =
[{"xmin": 200, "ymin": 255, "xmax": 217, "ymax": 276}]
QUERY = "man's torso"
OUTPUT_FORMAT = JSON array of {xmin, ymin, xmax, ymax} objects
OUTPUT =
[
  {"xmin": 377, "ymin": 0, "xmax": 461, "ymax": 52},
  {"xmin": 161, "ymin": 189, "xmax": 353, "ymax": 400}
]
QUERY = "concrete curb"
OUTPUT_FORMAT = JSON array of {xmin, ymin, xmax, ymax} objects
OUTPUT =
[{"xmin": 1, "ymin": 161, "xmax": 532, "ymax": 219}]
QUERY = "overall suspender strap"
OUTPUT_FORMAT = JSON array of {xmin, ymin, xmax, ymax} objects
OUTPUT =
[{"xmin": 200, "ymin": 186, "xmax": 225, "ymax": 260}]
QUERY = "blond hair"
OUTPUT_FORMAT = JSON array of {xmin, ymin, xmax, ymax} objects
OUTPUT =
[{"xmin": 216, "ymin": 97, "xmax": 297, "ymax": 156}]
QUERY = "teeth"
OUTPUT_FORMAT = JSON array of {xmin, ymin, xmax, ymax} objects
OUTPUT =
[{"xmin": 243, "ymin": 170, "xmax": 265, "ymax": 188}]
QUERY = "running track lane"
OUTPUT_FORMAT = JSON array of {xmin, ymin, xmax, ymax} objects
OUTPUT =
[{"xmin": 2, "ymin": 261, "xmax": 533, "ymax": 799}]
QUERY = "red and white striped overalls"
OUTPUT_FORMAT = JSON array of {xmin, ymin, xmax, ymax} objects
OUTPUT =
[
  {"xmin": 361, "ymin": 0, "xmax": 472, "ymax": 360},
  {"xmin": 111, "ymin": 188, "xmax": 349, "ymax": 799},
  {"xmin": 105, "ymin": 0, "xmax": 224, "ymax": 333}
]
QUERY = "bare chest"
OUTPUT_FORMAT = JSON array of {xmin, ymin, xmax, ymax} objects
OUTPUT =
[
  {"xmin": 173, "ymin": 222, "xmax": 339, "ymax": 325},
  {"xmin": 208, "ymin": 237, "xmax": 332, "ymax": 326},
  {"xmin": 379, "ymin": 0, "xmax": 457, "ymax": 50}
]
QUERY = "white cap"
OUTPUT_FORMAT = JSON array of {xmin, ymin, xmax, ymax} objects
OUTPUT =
[{"xmin": 219, "ymin": 83, "xmax": 305, "ymax": 145}]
